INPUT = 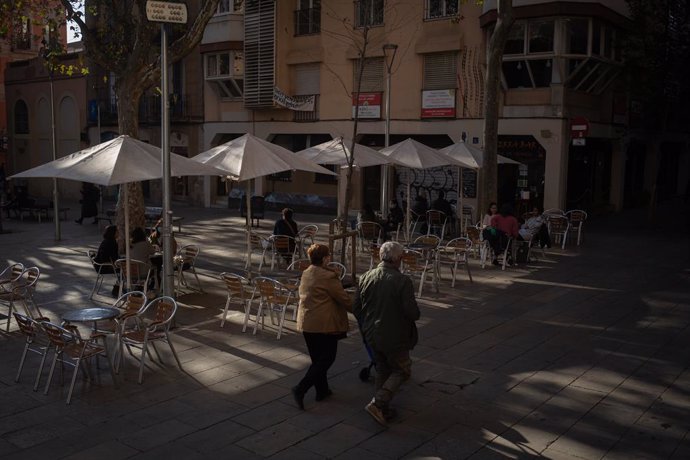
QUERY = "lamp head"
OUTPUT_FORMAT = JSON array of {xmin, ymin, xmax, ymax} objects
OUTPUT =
[{"xmin": 382, "ymin": 43, "xmax": 398, "ymax": 71}]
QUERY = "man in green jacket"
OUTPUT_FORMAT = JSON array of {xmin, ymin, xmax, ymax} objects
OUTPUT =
[{"xmin": 354, "ymin": 241, "xmax": 420, "ymax": 426}]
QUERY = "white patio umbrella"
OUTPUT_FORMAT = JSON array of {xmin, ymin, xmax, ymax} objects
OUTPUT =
[
  {"xmin": 379, "ymin": 138, "xmax": 467, "ymax": 241},
  {"xmin": 295, "ymin": 137, "xmax": 404, "ymax": 217},
  {"xmin": 10, "ymin": 135, "xmax": 225, "ymax": 291},
  {"xmin": 192, "ymin": 133, "xmax": 336, "ymax": 270},
  {"xmin": 440, "ymin": 142, "xmax": 521, "ymax": 231}
]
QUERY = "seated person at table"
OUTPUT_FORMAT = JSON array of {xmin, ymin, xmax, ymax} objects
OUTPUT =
[
  {"xmin": 411, "ymin": 193, "xmax": 428, "ymax": 215},
  {"xmin": 484, "ymin": 204, "xmax": 519, "ymax": 265},
  {"xmin": 387, "ymin": 200, "xmax": 404, "ymax": 232},
  {"xmin": 430, "ymin": 190, "xmax": 453, "ymax": 219},
  {"xmin": 148, "ymin": 219, "xmax": 178, "ymax": 254},
  {"xmin": 357, "ymin": 203, "xmax": 379, "ymax": 226},
  {"xmin": 273, "ymin": 208, "xmax": 299, "ymax": 260},
  {"xmin": 518, "ymin": 207, "xmax": 544, "ymax": 241},
  {"xmin": 130, "ymin": 227, "xmax": 156, "ymax": 262},
  {"xmin": 94, "ymin": 225, "xmax": 119, "ymax": 296},
  {"xmin": 482, "ymin": 202, "xmax": 498, "ymax": 228}
]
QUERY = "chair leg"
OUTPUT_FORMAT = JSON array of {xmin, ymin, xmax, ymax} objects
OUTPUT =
[
  {"xmin": 166, "ymin": 333, "xmax": 183, "ymax": 369},
  {"xmin": 90, "ymin": 273, "xmax": 102, "ymax": 299},
  {"xmin": 138, "ymin": 339, "xmax": 149, "ymax": 384},
  {"xmin": 221, "ymin": 295, "xmax": 231, "ymax": 328},
  {"xmin": 451, "ymin": 260, "xmax": 458, "ymax": 288},
  {"xmin": 66, "ymin": 358, "xmax": 82, "ymax": 405},
  {"xmin": 253, "ymin": 301, "xmax": 264, "ymax": 335},
  {"xmin": 276, "ymin": 302, "xmax": 288, "ymax": 340},
  {"xmin": 417, "ymin": 272, "xmax": 425, "ymax": 298},
  {"xmin": 191, "ymin": 267, "xmax": 203, "ymax": 292},
  {"xmin": 44, "ymin": 350, "xmax": 60, "ymax": 395},
  {"xmin": 34, "ymin": 345, "xmax": 51, "ymax": 391},
  {"xmin": 15, "ymin": 342, "xmax": 30, "ymax": 383}
]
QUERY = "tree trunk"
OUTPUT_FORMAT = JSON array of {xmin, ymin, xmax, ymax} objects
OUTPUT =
[
  {"xmin": 114, "ymin": 81, "xmax": 146, "ymax": 250},
  {"xmin": 480, "ymin": 0, "xmax": 514, "ymax": 214}
]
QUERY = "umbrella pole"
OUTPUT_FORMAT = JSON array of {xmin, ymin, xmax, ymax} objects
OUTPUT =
[
  {"xmin": 458, "ymin": 167, "xmax": 464, "ymax": 235},
  {"xmin": 245, "ymin": 181, "xmax": 252, "ymax": 271},
  {"xmin": 406, "ymin": 180, "xmax": 411, "ymax": 242},
  {"xmin": 124, "ymin": 184, "xmax": 131, "ymax": 291}
]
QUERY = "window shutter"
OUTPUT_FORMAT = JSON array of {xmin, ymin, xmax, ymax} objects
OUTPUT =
[
  {"xmin": 423, "ymin": 52, "xmax": 458, "ymax": 90},
  {"xmin": 244, "ymin": 0, "xmax": 275, "ymax": 108},
  {"xmin": 293, "ymin": 64, "xmax": 320, "ymax": 95},
  {"xmin": 354, "ymin": 58, "xmax": 384, "ymax": 92}
]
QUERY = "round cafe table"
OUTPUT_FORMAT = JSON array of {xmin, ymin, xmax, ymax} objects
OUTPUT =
[{"xmin": 62, "ymin": 307, "xmax": 120, "ymax": 332}]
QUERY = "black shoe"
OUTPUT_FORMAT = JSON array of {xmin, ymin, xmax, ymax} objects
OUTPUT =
[
  {"xmin": 74, "ymin": 219, "xmax": 82, "ymax": 225},
  {"xmin": 315, "ymin": 389, "xmax": 333, "ymax": 402},
  {"xmin": 291, "ymin": 386, "xmax": 305, "ymax": 410}
]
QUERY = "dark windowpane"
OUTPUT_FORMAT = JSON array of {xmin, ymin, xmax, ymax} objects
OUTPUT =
[
  {"xmin": 528, "ymin": 60, "xmax": 553, "ymax": 87},
  {"xmin": 528, "ymin": 21, "xmax": 554, "ymax": 53},
  {"xmin": 592, "ymin": 20, "xmax": 601, "ymax": 55},
  {"xmin": 503, "ymin": 61, "xmax": 532, "ymax": 88},
  {"xmin": 14, "ymin": 100, "xmax": 29, "ymax": 134},
  {"xmin": 505, "ymin": 23, "xmax": 525, "ymax": 55},
  {"xmin": 564, "ymin": 18, "xmax": 588, "ymax": 54}
]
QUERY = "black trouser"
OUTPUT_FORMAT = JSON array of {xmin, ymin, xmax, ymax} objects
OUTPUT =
[{"xmin": 296, "ymin": 332, "xmax": 339, "ymax": 397}]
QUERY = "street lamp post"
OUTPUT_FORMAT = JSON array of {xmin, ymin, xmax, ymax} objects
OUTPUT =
[
  {"xmin": 381, "ymin": 43, "xmax": 398, "ymax": 219},
  {"xmin": 42, "ymin": 42, "xmax": 61, "ymax": 241}
]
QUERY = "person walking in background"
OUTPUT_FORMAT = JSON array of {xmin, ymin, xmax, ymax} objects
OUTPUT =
[
  {"xmin": 354, "ymin": 241, "xmax": 420, "ymax": 426},
  {"xmin": 75, "ymin": 182, "xmax": 100, "ymax": 224},
  {"xmin": 431, "ymin": 190, "xmax": 453, "ymax": 218},
  {"xmin": 94, "ymin": 225, "xmax": 120, "ymax": 296},
  {"xmin": 291, "ymin": 244, "xmax": 352, "ymax": 410}
]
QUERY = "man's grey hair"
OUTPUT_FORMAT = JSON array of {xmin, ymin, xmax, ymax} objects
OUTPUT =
[{"xmin": 379, "ymin": 241, "xmax": 404, "ymax": 263}]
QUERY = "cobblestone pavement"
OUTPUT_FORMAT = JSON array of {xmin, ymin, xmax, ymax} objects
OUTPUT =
[{"xmin": 0, "ymin": 201, "xmax": 689, "ymax": 459}]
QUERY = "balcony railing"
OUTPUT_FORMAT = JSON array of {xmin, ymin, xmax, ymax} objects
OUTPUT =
[
  {"xmin": 292, "ymin": 95, "xmax": 319, "ymax": 122},
  {"xmin": 294, "ymin": 8, "xmax": 321, "ymax": 36},
  {"xmin": 94, "ymin": 93, "xmax": 203, "ymax": 125}
]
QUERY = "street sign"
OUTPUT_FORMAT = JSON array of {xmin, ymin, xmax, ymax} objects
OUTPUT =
[
  {"xmin": 146, "ymin": 1, "xmax": 188, "ymax": 23},
  {"xmin": 570, "ymin": 116, "xmax": 589, "ymax": 139}
]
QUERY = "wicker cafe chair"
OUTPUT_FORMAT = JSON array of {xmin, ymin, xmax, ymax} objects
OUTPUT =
[
  {"xmin": 87, "ymin": 249, "xmax": 116, "ymax": 299},
  {"xmin": 297, "ymin": 224, "xmax": 319, "ymax": 257},
  {"xmin": 13, "ymin": 313, "xmax": 52, "ymax": 391},
  {"xmin": 369, "ymin": 243, "xmax": 382, "ymax": 269},
  {"xmin": 357, "ymin": 221, "xmax": 384, "ymax": 252},
  {"xmin": 173, "ymin": 245, "xmax": 203, "ymax": 293},
  {"xmin": 566, "ymin": 209, "xmax": 588, "ymax": 246},
  {"xmin": 426, "ymin": 210, "xmax": 449, "ymax": 240},
  {"xmin": 0, "ymin": 262, "xmax": 24, "ymax": 288},
  {"xmin": 326, "ymin": 261, "xmax": 347, "ymax": 281},
  {"xmin": 42, "ymin": 321, "xmax": 116, "ymax": 405},
  {"xmin": 547, "ymin": 215, "xmax": 570, "ymax": 250},
  {"xmin": 249, "ymin": 277, "xmax": 297, "ymax": 339},
  {"xmin": 0, "ymin": 267, "xmax": 42, "ymax": 331},
  {"xmin": 268, "ymin": 235, "xmax": 299, "ymax": 270},
  {"xmin": 114, "ymin": 259, "xmax": 152, "ymax": 298},
  {"xmin": 219, "ymin": 272, "xmax": 253, "ymax": 329},
  {"xmin": 118, "ymin": 296, "xmax": 182, "ymax": 384},
  {"xmin": 437, "ymin": 238, "xmax": 473, "ymax": 287},
  {"xmin": 401, "ymin": 249, "xmax": 434, "ymax": 298},
  {"xmin": 248, "ymin": 232, "xmax": 270, "ymax": 271}
]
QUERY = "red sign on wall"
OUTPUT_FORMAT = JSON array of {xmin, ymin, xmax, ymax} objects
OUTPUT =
[
  {"xmin": 352, "ymin": 93, "xmax": 382, "ymax": 119},
  {"xmin": 570, "ymin": 116, "xmax": 589, "ymax": 138}
]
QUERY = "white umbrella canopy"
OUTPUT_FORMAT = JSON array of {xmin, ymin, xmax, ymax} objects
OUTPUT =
[
  {"xmin": 10, "ymin": 135, "xmax": 225, "ymax": 186},
  {"xmin": 295, "ymin": 137, "xmax": 396, "ymax": 167},
  {"xmin": 439, "ymin": 141, "xmax": 521, "ymax": 169},
  {"xmin": 10, "ymin": 134, "xmax": 225, "ymax": 292},
  {"xmin": 440, "ymin": 142, "xmax": 521, "ymax": 232},
  {"xmin": 192, "ymin": 133, "xmax": 336, "ymax": 270},
  {"xmin": 379, "ymin": 138, "xmax": 466, "ymax": 240},
  {"xmin": 193, "ymin": 133, "xmax": 334, "ymax": 181}
]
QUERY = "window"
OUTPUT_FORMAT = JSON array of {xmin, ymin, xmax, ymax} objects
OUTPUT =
[
  {"xmin": 205, "ymin": 51, "xmax": 244, "ymax": 99},
  {"xmin": 295, "ymin": 0, "xmax": 321, "ymax": 35},
  {"xmin": 14, "ymin": 100, "xmax": 29, "ymax": 134},
  {"xmin": 425, "ymin": 0, "xmax": 459, "ymax": 20},
  {"xmin": 504, "ymin": 23, "xmax": 525, "ymax": 55},
  {"xmin": 292, "ymin": 63, "xmax": 320, "ymax": 121},
  {"xmin": 423, "ymin": 53, "xmax": 458, "ymax": 90},
  {"xmin": 216, "ymin": 0, "xmax": 244, "ymax": 14},
  {"xmin": 564, "ymin": 18, "xmax": 588, "ymax": 55},
  {"xmin": 528, "ymin": 21, "xmax": 554, "ymax": 53},
  {"xmin": 13, "ymin": 17, "xmax": 31, "ymax": 50},
  {"xmin": 355, "ymin": 0, "xmax": 384, "ymax": 27},
  {"xmin": 353, "ymin": 58, "xmax": 384, "ymax": 92}
]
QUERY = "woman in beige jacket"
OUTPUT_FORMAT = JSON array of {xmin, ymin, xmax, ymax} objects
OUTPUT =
[{"xmin": 291, "ymin": 244, "xmax": 352, "ymax": 410}]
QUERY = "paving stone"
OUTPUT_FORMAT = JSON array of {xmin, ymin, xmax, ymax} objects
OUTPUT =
[
  {"xmin": 232, "ymin": 400, "xmax": 299, "ymax": 431},
  {"xmin": 178, "ymin": 419, "xmax": 256, "ymax": 454},
  {"xmin": 236, "ymin": 421, "xmax": 314, "ymax": 457},
  {"xmin": 357, "ymin": 424, "xmax": 435, "ymax": 459},
  {"xmin": 62, "ymin": 440, "xmax": 139, "ymax": 460},
  {"xmin": 298, "ymin": 422, "xmax": 372, "ymax": 458},
  {"xmin": 119, "ymin": 419, "xmax": 198, "ymax": 452}
]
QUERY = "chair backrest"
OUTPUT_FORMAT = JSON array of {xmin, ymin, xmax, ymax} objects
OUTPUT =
[
  {"xmin": 269, "ymin": 235, "xmax": 297, "ymax": 254},
  {"xmin": 113, "ymin": 291, "xmax": 147, "ymax": 315},
  {"xmin": 543, "ymin": 208, "xmax": 565, "ymax": 217},
  {"xmin": 548, "ymin": 215, "xmax": 569, "ymax": 232},
  {"xmin": 414, "ymin": 234, "xmax": 441, "ymax": 247},
  {"xmin": 115, "ymin": 259, "xmax": 150, "ymax": 280},
  {"xmin": 298, "ymin": 224, "xmax": 318, "ymax": 239},
  {"xmin": 14, "ymin": 267, "xmax": 40, "ymax": 291},
  {"xmin": 219, "ymin": 272, "xmax": 249, "ymax": 297},
  {"xmin": 253, "ymin": 277, "xmax": 285, "ymax": 302},
  {"xmin": 401, "ymin": 249, "xmax": 425, "ymax": 271},
  {"xmin": 0, "ymin": 262, "xmax": 24, "ymax": 284},
  {"xmin": 358, "ymin": 221, "xmax": 382, "ymax": 241},
  {"xmin": 566, "ymin": 210, "xmax": 587, "ymax": 224},
  {"xmin": 287, "ymin": 259, "xmax": 311, "ymax": 271},
  {"xmin": 445, "ymin": 237, "xmax": 472, "ymax": 252},
  {"xmin": 466, "ymin": 226, "xmax": 481, "ymax": 243},
  {"xmin": 177, "ymin": 245, "xmax": 200, "ymax": 264},
  {"xmin": 250, "ymin": 232, "xmax": 268, "ymax": 250},
  {"xmin": 326, "ymin": 261, "xmax": 347, "ymax": 280},
  {"xmin": 139, "ymin": 296, "xmax": 177, "ymax": 331},
  {"xmin": 426, "ymin": 210, "xmax": 447, "ymax": 226},
  {"xmin": 370, "ymin": 243, "xmax": 382, "ymax": 266},
  {"xmin": 13, "ymin": 312, "xmax": 40, "ymax": 340},
  {"xmin": 42, "ymin": 321, "xmax": 74, "ymax": 349}
]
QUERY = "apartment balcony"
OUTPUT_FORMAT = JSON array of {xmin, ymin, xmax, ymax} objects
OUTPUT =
[
  {"xmin": 292, "ymin": 95, "xmax": 320, "ymax": 122},
  {"xmin": 93, "ymin": 93, "xmax": 204, "ymax": 126}
]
